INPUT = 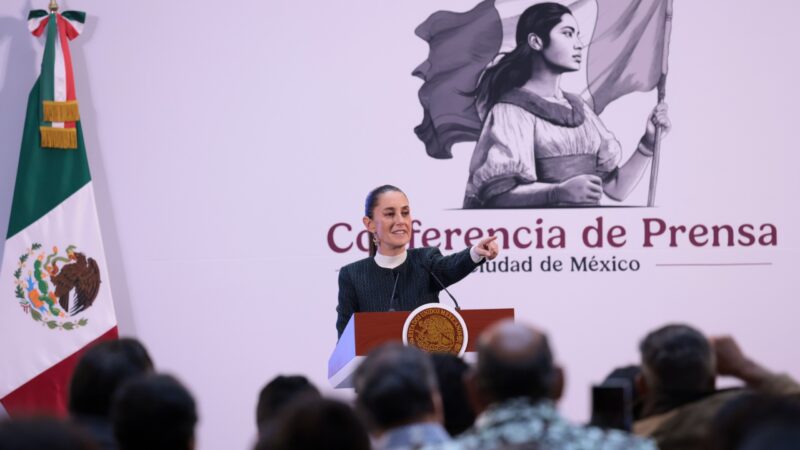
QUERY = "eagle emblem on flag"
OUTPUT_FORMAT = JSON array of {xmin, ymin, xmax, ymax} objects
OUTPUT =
[{"xmin": 12, "ymin": 243, "xmax": 101, "ymax": 330}]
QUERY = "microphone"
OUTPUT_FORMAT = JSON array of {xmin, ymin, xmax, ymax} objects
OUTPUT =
[
  {"xmin": 429, "ymin": 270, "xmax": 461, "ymax": 310},
  {"xmin": 388, "ymin": 270, "xmax": 400, "ymax": 312}
]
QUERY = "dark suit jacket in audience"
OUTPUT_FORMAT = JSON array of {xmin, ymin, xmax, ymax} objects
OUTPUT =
[{"xmin": 633, "ymin": 373, "xmax": 800, "ymax": 450}]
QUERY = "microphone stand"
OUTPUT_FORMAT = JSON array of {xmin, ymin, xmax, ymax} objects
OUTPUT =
[
  {"xmin": 429, "ymin": 270, "xmax": 461, "ymax": 310},
  {"xmin": 387, "ymin": 270, "xmax": 400, "ymax": 312}
]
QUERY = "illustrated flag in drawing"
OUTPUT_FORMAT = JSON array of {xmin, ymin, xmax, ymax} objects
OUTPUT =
[{"xmin": 413, "ymin": 0, "xmax": 672, "ymax": 158}]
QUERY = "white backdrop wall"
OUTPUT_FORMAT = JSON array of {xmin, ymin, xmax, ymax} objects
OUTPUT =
[{"xmin": 0, "ymin": 1, "xmax": 798, "ymax": 449}]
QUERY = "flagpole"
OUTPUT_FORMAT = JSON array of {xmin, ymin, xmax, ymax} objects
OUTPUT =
[{"xmin": 647, "ymin": 0, "xmax": 674, "ymax": 207}]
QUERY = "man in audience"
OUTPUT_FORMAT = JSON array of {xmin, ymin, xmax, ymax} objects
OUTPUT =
[
  {"xmin": 355, "ymin": 343, "xmax": 451, "ymax": 449},
  {"xmin": 711, "ymin": 393, "xmax": 800, "ymax": 450},
  {"xmin": 634, "ymin": 324, "xmax": 800, "ymax": 450},
  {"xmin": 111, "ymin": 374, "xmax": 197, "ymax": 450},
  {"xmin": 431, "ymin": 353, "xmax": 476, "ymax": 436},
  {"xmin": 432, "ymin": 320, "xmax": 655, "ymax": 450},
  {"xmin": 256, "ymin": 375, "xmax": 320, "ymax": 437},
  {"xmin": 254, "ymin": 397, "xmax": 371, "ymax": 450},
  {"xmin": 69, "ymin": 338, "xmax": 154, "ymax": 450}
]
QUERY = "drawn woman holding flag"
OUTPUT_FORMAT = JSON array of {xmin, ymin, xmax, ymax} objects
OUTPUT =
[{"xmin": 462, "ymin": 2, "xmax": 671, "ymax": 208}]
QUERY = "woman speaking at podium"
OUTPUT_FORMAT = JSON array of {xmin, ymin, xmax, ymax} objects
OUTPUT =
[{"xmin": 336, "ymin": 185, "xmax": 500, "ymax": 337}]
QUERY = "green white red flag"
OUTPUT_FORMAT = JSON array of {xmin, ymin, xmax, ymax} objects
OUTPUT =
[{"xmin": 0, "ymin": 9, "xmax": 117, "ymax": 416}]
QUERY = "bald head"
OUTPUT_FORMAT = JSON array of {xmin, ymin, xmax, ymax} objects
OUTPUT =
[
  {"xmin": 481, "ymin": 320, "xmax": 548, "ymax": 360},
  {"xmin": 476, "ymin": 320, "xmax": 557, "ymax": 403}
]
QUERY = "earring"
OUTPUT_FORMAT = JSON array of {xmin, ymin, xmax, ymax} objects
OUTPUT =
[{"xmin": 372, "ymin": 233, "xmax": 379, "ymax": 245}]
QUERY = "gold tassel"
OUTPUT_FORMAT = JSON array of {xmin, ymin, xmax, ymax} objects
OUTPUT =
[
  {"xmin": 43, "ymin": 101, "xmax": 80, "ymax": 122},
  {"xmin": 40, "ymin": 127, "xmax": 78, "ymax": 149}
]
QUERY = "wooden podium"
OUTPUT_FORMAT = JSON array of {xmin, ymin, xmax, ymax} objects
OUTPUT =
[{"xmin": 328, "ymin": 308, "xmax": 514, "ymax": 388}]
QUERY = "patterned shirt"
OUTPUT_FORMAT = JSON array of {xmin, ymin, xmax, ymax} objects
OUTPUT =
[
  {"xmin": 375, "ymin": 422, "xmax": 452, "ymax": 450},
  {"xmin": 423, "ymin": 399, "xmax": 656, "ymax": 450}
]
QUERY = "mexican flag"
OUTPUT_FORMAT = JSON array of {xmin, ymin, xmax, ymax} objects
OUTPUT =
[
  {"xmin": 0, "ymin": 9, "xmax": 117, "ymax": 416},
  {"xmin": 413, "ymin": 0, "xmax": 673, "ymax": 159}
]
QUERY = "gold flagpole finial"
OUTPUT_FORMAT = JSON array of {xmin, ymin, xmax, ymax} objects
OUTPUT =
[{"xmin": 48, "ymin": 0, "xmax": 59, "ymax": 13}]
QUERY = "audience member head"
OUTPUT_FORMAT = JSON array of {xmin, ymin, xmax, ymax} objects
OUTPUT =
[
  {"xmin": 69, "ymin": 337, "xmax": 154, "ymax": 418},
  {"xmin": 638, "ymin": 324, "xmax": 715, "ymax": 410},
  {"xmin": 0, "ymin": 417, "xmax": 98, "ymax": 450},
  {"xmin": 354, "ymin": 343, "xmax": 442, "ymax": 432},
  {"xmin": 256, "ymin": 375, "xmax": 320, "ymax": 433},
  {"xmin": 711, "ymin": 393, "xmax": 800, "ymax": 450},
  {"xmin": 111, "ymin": 374, "xmax": 197, "ymax": 450},
  {"xmin": 474, "ymin": 320, "xmax": 562, "ymax": 407},
  {"xmin": 431, "ymin": 352, "xmax": 476, "ymax": 436},
  {"xmin": 254, "ymin": 397, "xmax": 370, "ymax": 450}
]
